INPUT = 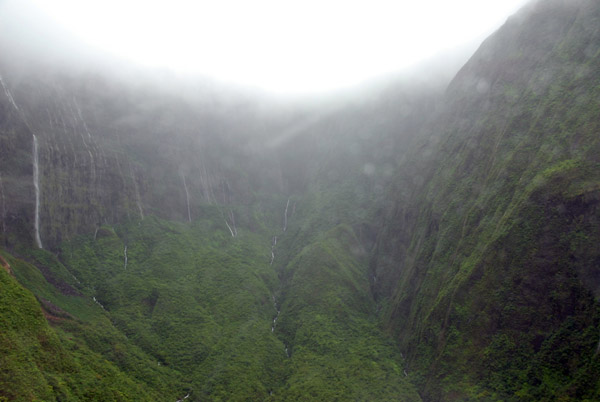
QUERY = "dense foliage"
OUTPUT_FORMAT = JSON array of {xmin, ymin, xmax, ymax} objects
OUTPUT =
[
  {"xmin": 2, "ymin": 203, "xmax": 420, "ymax": 400},
  {"xmin": 373, "ymin": 0, "xmax": 600, "ymax": 399},
  {"xmin": 1, "ymin": 0, "xmax": 600, "ymax": 400}
]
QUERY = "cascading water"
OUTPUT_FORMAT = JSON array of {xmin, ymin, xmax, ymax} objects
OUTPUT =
[
  {"xmin": 32, "ymin": 135, "xmax": 43, "ymax": 249},
  {"xmin": 271, "ymin": 294, "xmax": 280, "ymax": 332},
  {"xmin": 270, "ymin": 215, "xmax": 291, "ymax": 358},
  {"xmin": 283, "ymin": 199, "xmax": 290, "ymax": 232},
  {"xmin": 224, "ymin": 210, "xmax": 237, "ymax": 237},
  {"xmin": 229, "ymin": 210, "xmax": 237, "ymax": 236},
  {"xmin": 180, "ymin": 172, "xmax": 192, "ymax": 222},
  {"xmin": 0, "ymin": 73, "xmax": 19, "ymax": 111},
  {"xmin": 225, "ymin": 220, "xmax": 236, "ymax": 237},
  {"xmin": 0, "ymin": 173, "xmax": 6, "ymax": 236},
  {"xmin": 129, "ymin": 165, "xmax": 144, "ymax": 220},
  {"xmin": 271, "ymin": 310, "xmax": 280, "ymax": 332},
  {"xmin": 93, "ymin": 296, "xmax": 106, "ymax": 311},
  {"xmin": 270, "ymin": 236, "xmax": 277, "ymax": 265},
  {"xmin": 124, "ymin": 245, "xmax": 128, "ymax": 269},
  {"xmin": 70, "ymin": 99, "xmax": 96, "ymax": 182}
]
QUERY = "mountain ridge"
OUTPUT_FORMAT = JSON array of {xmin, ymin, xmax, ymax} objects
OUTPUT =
[{"xmin": 372, "ymin": 0, "xmax": 600, "ymax": 399}]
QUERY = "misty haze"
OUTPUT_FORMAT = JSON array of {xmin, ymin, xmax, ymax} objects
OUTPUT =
[{"xmin": 1, "ymin": 0, "xmax": 600, "ymax": 401}]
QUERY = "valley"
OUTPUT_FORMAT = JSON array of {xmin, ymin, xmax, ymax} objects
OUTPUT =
[{"xmin": 1, "ymin": 0, "xmax": 600, "ymax": 400}]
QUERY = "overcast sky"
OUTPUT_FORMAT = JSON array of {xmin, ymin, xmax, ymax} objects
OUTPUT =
[{"xmin": 6, "ymin": 0, "xmax": 529, "ymax": 94}]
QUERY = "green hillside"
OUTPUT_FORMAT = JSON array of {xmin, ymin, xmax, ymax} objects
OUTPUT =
[
  {"xmin": 373, "ymin": 0, "xmax": 600, "ymax": 399},
  {"xmin": 2, "ymin": 0, "xmax": 600, "ymax": 400},
  {"xmin": 0, "ymin": 250, "xmax": 179, "ymax": 401}
]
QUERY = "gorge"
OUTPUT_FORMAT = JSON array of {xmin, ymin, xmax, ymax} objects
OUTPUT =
[{"xmin": 1, "ymin": 0, "xmax": 600, "ymax": 400}]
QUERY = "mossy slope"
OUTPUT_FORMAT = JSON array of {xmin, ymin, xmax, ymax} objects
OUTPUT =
[
  {"xmin": 374, "ymin": 0, "xmax": 600, "ymax": 399},
  {"xmin": 0, "ymin": 250, "xmax": 177, "ymax": 401}
]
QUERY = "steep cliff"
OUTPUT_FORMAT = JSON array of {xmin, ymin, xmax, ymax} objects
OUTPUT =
[
  {"xmin": 0, "ymin": 55, "xmax": 432, "ymax": 251},
  {"xmin": 373, "ymin": 0, "xmax": 600, "ymax": 399}
]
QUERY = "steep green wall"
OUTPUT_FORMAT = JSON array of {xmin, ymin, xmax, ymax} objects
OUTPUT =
[{"xmin": 373, "ymin": 0, "xmax": 600, "ymax": 399}]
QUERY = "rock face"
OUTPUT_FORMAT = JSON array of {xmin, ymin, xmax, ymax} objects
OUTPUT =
[
  {"xmin": 0, "ymin": 65, "xmax": 289, "ymax": 248},
  {"xmin": 0, "ymin": 55, "xmax": 430, "ymax": 249},
  {"xmin": 372, "ymin": 0, "xmax": 600, "ymax": 399}
]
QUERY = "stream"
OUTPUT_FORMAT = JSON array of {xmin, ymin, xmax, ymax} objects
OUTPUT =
[{"xmin": 32, "ymin": 134, "xmax": 43, "ymax": 249}]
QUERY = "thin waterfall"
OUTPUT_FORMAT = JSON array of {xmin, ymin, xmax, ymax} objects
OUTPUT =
[
  {"xmin": 32, "ymin": 135, "xmax": 43, "ymax": 249},
  {"xmin": 181, "ymin": 172, "xmax": 192, "ymax": 222},
  {"xmin": 271, "ymin": 309, "xmax": 280, "ymax": 332},
  {"xmin": 176, "ymin": 392, "xmax": 190, "ymax": 402},
  {"xmin": 124, "ymin": 245, "xmax": 128, "ymax": 269},
  {"xmin": 129, "ymin": 165, "xmax": 144, "ymax": 220},
  {"xmin": 225, "ymin": 220, "xmax": 236, "ymax": 237},
  {"xmin": 270, "ymin": 236, "xmax": 277, "ymax": 265},
  {"xmin": 71, "ymin": 99, "xmax": 96, "ymax": 182},
  {"xmin": 283, "ymin": 198, "xmax": 290, "ymax": 232},
  {"xmin": 229, "ymin": 210, "xmax": 237, "ymax": 236},
  {"xmin": 271, "ymin": 294, "xmax": 280, "ymax": 332},
  {"xmin": 0, "ymin": 73, "xmax": 19, "ymax": 111},
  {"xmin": 0, "ymin": 173, "xmax": 6, "ymax": 236},
  {"xmin": 224, "ymin": 210, "xmax": 237, "ymax": 237},
  {"xmin": 93, "ymin": 296, "xmax": 106, "ymax": 311}
]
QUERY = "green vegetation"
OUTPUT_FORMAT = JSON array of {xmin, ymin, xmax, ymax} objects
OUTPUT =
[
  {"xmin": 373, "ymin": 1, "xmax": 600, "ymax": 399},
  {"xmin": 276, "ymin": 225, "xmax": 420, "ymax": 400},
  {"xmin": 59, "ymin": 215, "xmax": 284, "ymax": 400},
  {"xmin": 0, "ymin": 251, "xmax": 177, "ymax": 401},
  {"xmin": 2, "ymin": 203, "xmax": 419, "ymax": 400},
  {"xmin": 2, "ymin": 1, "xmax": 600, "ymax": 400}
]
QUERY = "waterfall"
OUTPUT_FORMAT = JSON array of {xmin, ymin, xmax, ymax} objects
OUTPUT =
[
  {"xmin": 225, "ymin": 220, "xmax": 236, "ymax": 237},
  {"xmin": 229, "ymin": 210, "xmax": 237, "ymax": 236},
  {"xmin": 283, "ymin": 198, "xmax": 290, "ymax": 232},
  {"xmin": 124, "ymin": 245, "xmax": 128, "ymax": 269},
  {"xmin": 129, "ymin": 166, "xmax": 144, "ymax": 220},
  {"xmin": 71, "ymin": 99, "xmax": 96, "ymax": 183},
  {"xmin": 0, "ymin": 173, "xmax": 6, "ymax": 236},
  {"xmin": 270, "ymin": 236, "xmax": 277, "ymax": 265},
  {"xmin": 134, "ymin": 183, "xmax": 144, "ymax": 220},
  {"xmin": 93, "ymin": 296, "xmax": 106, "ymax": 311},
  {"xmin": 32, "ymin": 135, "xmax": 43, "ymax": 249},
  {"xmin": 224, "ymin": 210, "xmax": 237, "ymax": 237},
  {"xmin": 176, "ymin": 392, "xmax": 190, "ymax": 402},
  {"xmin": 271, "ymin": 310, "xmax": 280, "ymax": 332},
  {"xmin": 270, "ymin": 294, "xmax": 281, "ymax": 332},
  {"xmin": 198, "ymin": 161, "xmax": 215, "ymax": 204},
  {"xmin": 180, "ymin": 172, "xmax": 192, "ymax": 222},
  {"xmin": 0, "ymin": 73, "xmax": 19, "ymax": 111}
]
